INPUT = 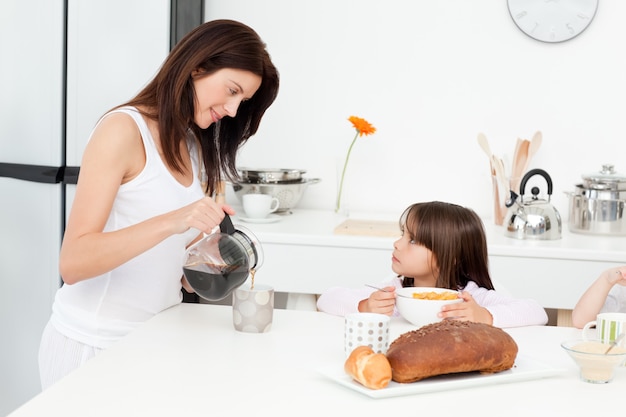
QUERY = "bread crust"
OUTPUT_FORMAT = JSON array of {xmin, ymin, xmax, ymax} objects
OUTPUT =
[
  {"xmin": 344, "ymin": 346, "xmax": 392, "ymax": 390},
  {"xmin": 386, "ymin": 320, "xmax": 518, "ymax": 383}
]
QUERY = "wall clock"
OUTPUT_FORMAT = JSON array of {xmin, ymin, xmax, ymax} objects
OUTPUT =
[{"xmin": 507, "ymin": 0, "xmax": 599, "ymax": 43}]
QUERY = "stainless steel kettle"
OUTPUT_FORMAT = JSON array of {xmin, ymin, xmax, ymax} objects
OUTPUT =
[{"xmin": 504, "ymin": 168, "xmax": 562, "ymax": 240}]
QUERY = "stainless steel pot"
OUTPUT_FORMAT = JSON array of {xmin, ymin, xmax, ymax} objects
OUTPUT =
[
  {"xmin": 237, "ymin": 168, "xmax": 306, "ymax": 184},
  {"xmin": 230, "ymin": 178, "xmax": 321, "ymax": 212},
  {"xmin": 566, "ymin": 164, "xmax": 626, "ymax": 235}
]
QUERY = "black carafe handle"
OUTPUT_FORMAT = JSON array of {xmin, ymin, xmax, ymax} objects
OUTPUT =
[{"xmin": 219, "ymin": 214, "xmax": 236, "ymax": 235}]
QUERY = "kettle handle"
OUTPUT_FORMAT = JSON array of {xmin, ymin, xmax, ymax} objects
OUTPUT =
[{"xmin": 520, "ymin": 168, "xmax": 553, "ymax": 197}]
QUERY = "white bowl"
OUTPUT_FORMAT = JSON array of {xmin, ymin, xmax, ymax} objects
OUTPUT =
[
  {"xmin": 395, "ymin": 287, "xmax": 462, "ymax": 328},
  {"xmin": 561, "ymin": 339, "xmax": 626, "ymax": 383}
]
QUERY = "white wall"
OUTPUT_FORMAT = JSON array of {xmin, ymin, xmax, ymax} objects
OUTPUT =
[
  {"xmin": 206, "ymin": 0, "xmax": 626, "ymax": 221},
  {"xmin": 66, "ymin": 0, "xmax": 170, "ymax": 166}
]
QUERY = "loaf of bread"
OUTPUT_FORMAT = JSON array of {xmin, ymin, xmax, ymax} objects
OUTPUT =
[
  {"xmin": 386, "ymin": 320, "xmax": 518, "ymax": 383},
  {"xmin": 344, "ymin": 346, "xmax": 392, "ymax": 390}
]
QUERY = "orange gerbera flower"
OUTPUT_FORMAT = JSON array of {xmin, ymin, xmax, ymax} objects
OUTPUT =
[
  {"xmin": 348, "ymin": 116, "xmax": 377, "ymax": 136},
  {"xmin": 336, "ymin": 116, "xmax": 377, "ymax": 213}
]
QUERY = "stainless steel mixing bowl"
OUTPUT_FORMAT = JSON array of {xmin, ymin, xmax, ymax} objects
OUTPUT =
[{"xmin": 230, "ymin": 178, "xmax": 321, "ymax": 212}]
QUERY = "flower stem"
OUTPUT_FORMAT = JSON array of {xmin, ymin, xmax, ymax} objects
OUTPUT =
[{"xmin": 336, "ymin": 131, "xmax": 359, "ymax": 213}]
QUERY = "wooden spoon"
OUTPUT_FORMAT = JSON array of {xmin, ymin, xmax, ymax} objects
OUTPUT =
[
  {"xmin": 512, "ymin": 138, "xmax": 522, "ymax": 172},
  {"xmin": 528, "ymin": 131, "xmax": 542, "ymax": 159},
  {"xmin": 492, "ymin": 156, "xmax": 508, "ymax": 200},
  {"xmin": 477, "ymin": 133, "xmax": 492, "ymax": 159},
  {"xmin": 511, "ymin": 139, "xmax": 529, "ymax": 192},
  {"xmin": 521, "ymin": 131, "xmax": 542, "ymax": 176},
  {"xmin": 477, "ymin": 133, "xmax": 495, "ymax": 175}
]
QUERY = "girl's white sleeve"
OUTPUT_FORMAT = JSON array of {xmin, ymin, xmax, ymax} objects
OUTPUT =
[{"xmin": 465, "ymin": 281, "xmax": 549, "ymax": 327}]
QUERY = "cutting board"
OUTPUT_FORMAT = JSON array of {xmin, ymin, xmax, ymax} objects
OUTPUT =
[{"xmin": 333, "ymin": 219, "xmax": 400, "ymax": 237}]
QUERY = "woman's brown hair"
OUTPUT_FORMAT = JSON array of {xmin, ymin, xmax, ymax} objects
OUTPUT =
[
  {"xmin": 399, "ymin": 201, "xmax": 495, "ymax": 291},
  {"xmin": 120, "ymin": 19, "xmax": 279, "ymax": 195}
]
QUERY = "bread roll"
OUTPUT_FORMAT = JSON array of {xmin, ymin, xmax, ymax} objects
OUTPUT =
[
  {"xmin": 344, "ymin": 346, "xmax": 392, "ymax": 390},
  {"xmin": 386, "ymin": 320, "xmax": 518, "ymax": 383}
]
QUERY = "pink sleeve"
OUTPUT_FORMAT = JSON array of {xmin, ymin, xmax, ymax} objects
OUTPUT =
[
  {"xmin": 464, "ymin": 281, "xmax": 549, "ymax": 327},
  {"xmin": 316, "ymin": 275, "xmax": 402, "ymax": 317}
]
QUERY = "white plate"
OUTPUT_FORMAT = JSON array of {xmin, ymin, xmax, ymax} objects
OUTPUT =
[
  {"xmin": 319, "ymin": 355, "xmax": 566, "ymax": 399},
  {"xmin": 238, "ymin": 214, "xmax": 281, "ymax": 224}
]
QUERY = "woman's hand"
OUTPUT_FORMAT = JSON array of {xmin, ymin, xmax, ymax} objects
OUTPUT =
[
  {"xmin": 438, "ymin": 291, "xmax": 493, "ymax": 325},
  {"xmin": 358, "ymin": 286, "xmax": 397, "ymax": 315},
  {"xmin": 168, "ymin": 197, "xmax": 235, "ymax": 235}
]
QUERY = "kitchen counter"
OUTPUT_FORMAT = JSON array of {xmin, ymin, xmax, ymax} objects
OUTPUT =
[
  {"xmin": 8, "ymin": 303, "xmax": 624, "ymax": 417},
  {"xmin": 230, "ymin": 209, "xmax": 625, "ymax": 317}
]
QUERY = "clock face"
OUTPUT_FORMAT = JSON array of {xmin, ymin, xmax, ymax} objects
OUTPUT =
[{"xmin": 507, "ymin": 0, "xmax": 599, "ymax": 43}]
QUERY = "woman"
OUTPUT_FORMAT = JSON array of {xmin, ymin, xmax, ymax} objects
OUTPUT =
[
  {"xmin": 316, "ymin": 201, "xmax": 548, "ymax": 328},
  {"xmin": 38, "ymin": 19, "xmax": 279, "ymax": 389}
]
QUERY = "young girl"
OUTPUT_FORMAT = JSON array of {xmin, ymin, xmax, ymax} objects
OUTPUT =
[
  {"xmin": 571, "ymin": 266, "xmax": 626, "ymax": 328},
  {"xmin": 316, "ymin": 201, "xmax": 548, "ymax": 328}
]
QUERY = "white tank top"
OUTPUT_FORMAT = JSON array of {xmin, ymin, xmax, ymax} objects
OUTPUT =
[{"xmin": 51, "ymin": 107, "xmax": 205, "ymax": 348}]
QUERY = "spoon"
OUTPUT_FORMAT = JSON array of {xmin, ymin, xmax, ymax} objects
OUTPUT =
[
  {"xmin": 492, "ymin": 155, "xmax": 508, "ymax": 206},
  {"xmin": 365, "ymin": 284, "xmax": 412, "ymax": 298},
  {"xmin": 477, "ymin": 133, "xmax": 493, "ymax": 165},
  {"xmin": 604, "ymin": 332, "xmax": 626, "ymax": 354},
  {"xmin": 528, "ymin": 131, "xmax": 542, "ymax": 159},
  {"xmin": 521, "ymin": 131, "xmax": 542, "ymax": 175},
  {"xmin": 477, "ymin": 132, "xmax": 491, "ymax": 155}
]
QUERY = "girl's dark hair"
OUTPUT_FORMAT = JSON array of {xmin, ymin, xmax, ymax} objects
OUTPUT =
[
  {"xmin": 119, "ymin": 19, "xmax": 279, "ymax": 195},
  {"xmin": 399, "ymin": 201, "xmax": 494, "ymax": 291}
]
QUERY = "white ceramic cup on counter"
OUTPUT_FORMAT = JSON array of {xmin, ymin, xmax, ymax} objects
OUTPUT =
[
  {"xmin": 582, "ymin": 312, "xmax": 626, "ymax": 347},
  {"xmin": 344, "ymin": 312, "xmax": 390, "ymax": 357},
  {"xmin": 242, "ymin": 194, "xmax": 280, "ymax": 219},
  {"xmin": 232, "ymin": 283, "xmax": 274, "ymax": 333}
]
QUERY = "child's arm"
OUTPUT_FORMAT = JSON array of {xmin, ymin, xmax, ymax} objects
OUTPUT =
[
  {"xmin": 358, "ymin": 287, "xmax": 397, "ymax": 315},
  {"xmin": 571, "ymin": 267, "xmax": 626, "ymax": 328}
]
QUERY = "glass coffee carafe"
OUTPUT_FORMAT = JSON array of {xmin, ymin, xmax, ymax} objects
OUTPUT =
[{"xmin": 182, "ymin": 215, "xmax": 263, "ymax": 301}]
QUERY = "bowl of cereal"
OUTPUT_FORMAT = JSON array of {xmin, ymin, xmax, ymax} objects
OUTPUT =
[
  {"xmin": 395, "ymin": 287, "xmax": 462, "ymax": 328},
  {"xmin": 561, "ymin": 339, "xmax": 626, "ymax": 383}
]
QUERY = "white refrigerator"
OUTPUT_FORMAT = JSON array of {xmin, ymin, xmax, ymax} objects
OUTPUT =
[{"xmin": 0, "ymin": 0, "xmax": 170, "ymax": 415}]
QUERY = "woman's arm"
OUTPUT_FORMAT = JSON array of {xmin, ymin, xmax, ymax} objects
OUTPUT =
[{"xmin": 59, "ymin": 113, "xmax": 232, "ymax": 284}]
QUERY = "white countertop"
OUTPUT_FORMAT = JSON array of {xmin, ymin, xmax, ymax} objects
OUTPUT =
[
  {"xmin": 233, "ymin": 208, "xmax": 626, "ymax": 262},
  {"xmin": 9, "ymin": 304, "xmax": 625, "ymax": 417}
]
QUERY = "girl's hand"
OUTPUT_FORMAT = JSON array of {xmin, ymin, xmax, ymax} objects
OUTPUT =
[
  {"xmin": 607, "ymin": 267, "xmax": 626, "ymax": 287},
  {"xmin": 358, "ymin": 286, "xmax": 397, "ymax": 315},
  {"xmin": 438, "ymin": 291, "xmax": 493, "ymax": 325}
]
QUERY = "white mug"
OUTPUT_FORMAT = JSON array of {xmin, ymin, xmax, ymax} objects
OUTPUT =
[
  {"xmin": 242, "ymin": 194, "xmax": 280, "ymax": 219},
  {"xmin": 582, "ymin": 312, "xmax": 626, "ymax": 347},
  {"xmin": 232, "ymin": 283, "xmax": 274, "ymax": 333},
  {"xmin": 344, "ymin": 312, "xmax": 390, "ymax": 357}
]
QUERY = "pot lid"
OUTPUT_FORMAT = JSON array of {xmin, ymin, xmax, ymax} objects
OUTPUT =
[{"xmin": 581, "ymin": 164, "xmax": 626, "ymax": 190}]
